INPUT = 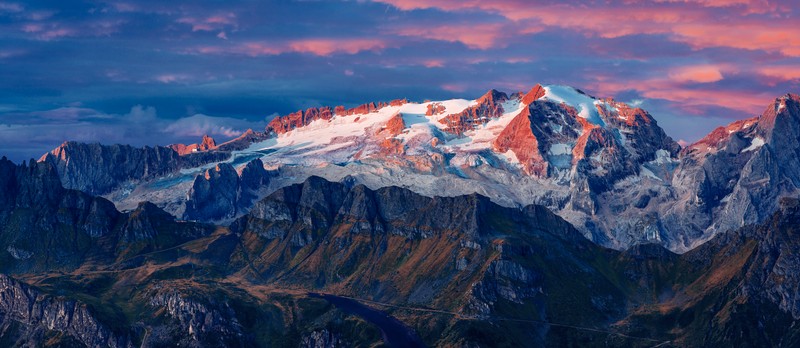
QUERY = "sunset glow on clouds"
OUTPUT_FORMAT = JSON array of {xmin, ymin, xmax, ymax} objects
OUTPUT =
[{"xmin": 0, "ymin": 0, "xmax": 798, "ymax": 161}]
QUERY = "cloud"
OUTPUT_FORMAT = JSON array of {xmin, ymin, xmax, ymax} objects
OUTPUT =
[
  {"xmin": 392, "ymin": 23, "xmax": 509, "ymax": 49},
  {"xmin": 176, "ymin": 12, "xmax": 237, "ymax": 32},
  {"xmin": 0, "ymin": 2, "xmax": 22, "ymax": 13},
  {"xmin": 668, "ymin": 64, "xmax": 725, "ymax": 83},
  {"xmin": 288, "ymin": 38, "xmax": 386, "ymax": 55},
  {"xmin": 757, "ymin": 66, "xmax": 800, "ymax": 84},
  {"xmin": 0, "ymin": 105, "xmax": 265, "ymax": 162},
  {"xmin": 163, "ymin": 114, "xmax": 259, "ymax": 138},
  {"xmin": 375, "ymin": 0, "xmax": 800, "ymax": 57},
  {"xmin": 191, "ymin": 38, "xmax": 388, "ymax": 57}
]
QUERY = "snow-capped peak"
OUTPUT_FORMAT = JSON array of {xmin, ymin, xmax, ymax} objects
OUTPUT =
[{"xmin": 542, "ymin": 85, "xmax": 606, "ymax": 127}]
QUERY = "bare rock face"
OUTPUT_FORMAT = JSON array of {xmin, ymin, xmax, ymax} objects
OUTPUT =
[
  {"xmin": 493, "ymin": 106, "xmax": 549, "ymax": 176},
  {"xmin": 169, "ymin": 134, "xmax": 217, "ymax": 155},
  {"xmin": 520, "ymin": 84, "xmax": 546, "ymax": 105},
  {"xmin": 0, "ymin": 157, "xmax": 215, "ymax": 272},
  {"xmin": 439, "ymin": 89, "xmax": 508, "ymax": 135},
  {"xmin": 266, "ymin": 107, "xmax": 335, "ymax": 135},
  {"xmin": 267, "ymin": 99, "xmax": 408, "ymax": 136},
  {"xmin": 147, "ymin": 289, "xmax": 245, "ymax": 347},
  {"xmin": 0, "ymin": 158, "xmax": 120, "ymax": 272},
  {"xmin": 40, "ymin": 142, "xmax": 182, "ymax": 195},
  {"xmin": 425, "ymin": 102, "xmax": 446, "ymax": 116},
  {"xmin": 466, "ymin": 259, "xmax": 543, "ymax": 316},
  {"xmin": 0, "ymin": 274, "xmax": 131, "ymax": 347},
  {"xmin": 216, "ymin": 128, "xmax": 269, "ymax": 152},
  {"xmin": 39, "ymin": 141, "xmax": 230, "ymax": 195},
  {"xmin": 235, "ymin": 176, "xmax": 586, "ymax": 253},
  {"xmin": 654, "ymin": 93, "xmax": 800, "ymax": 250},
  {"xmin": 185, "ymin": 163, "xmax": 239, "ymax": 221},
  {"xmin": 301, "ymin": 329, "xmax": 345, "ymax": 348},
  {"xmin": 184, "ymin": 159, "xmax": 273, "ymax": 221},
  {"xmin": 383, "ymin": 112, "xmax": 406, "ymax": 137}
]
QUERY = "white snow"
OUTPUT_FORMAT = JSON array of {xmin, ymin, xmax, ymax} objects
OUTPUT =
[
  {"xmin": 547, "ymin": 143, "xmax": 573, "ymax": 169},
  {"xmin": 652, "ymin": 149, "xmax": 673, "ymax": 164},
  {"xmin": 500, "ymin": 150, "xmax": 521, "ymax": 165},
  {"xmin": 548, "ymin": 143, "xmax": 572, "ymax": 156},
  {"xmin": 543, "ymin": 85, "xmax": 606, "ymax": 127},
  {"xmin": 639, "ymin": 165, "xmax": 662, "ymax": 181},
  {"xmin": 500, "ymin": 98, "xmax": 521, "ymax": 114},
  {"xmin": 742, "ymin": 137, "xmax": 765, "ymax": 152}
]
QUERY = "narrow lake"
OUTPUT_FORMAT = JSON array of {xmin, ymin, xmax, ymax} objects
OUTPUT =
[{"xmin": 308, "ymin": 293, "xmax": 426, "ymax": 348}]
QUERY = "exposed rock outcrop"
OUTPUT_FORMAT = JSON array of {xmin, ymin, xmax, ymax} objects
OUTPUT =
[
  {"xmin": 301, "ymin": 329, "xmax": 345, "ymax": 348},
  {"xmin": 184, "ymin": 159, "xmax": 273, "ymax": 221},
  {"xmin": 148, "ymin": 289, "xmax": 246, "ymax": 347},
  {"xmin": 39, "ymin": 141, "xmax": 230, "ymax": 195},
  {"xmin": 267, "ymin": 99, "xmax": 408, "ymax": 136},
  {"xmin": 216, "ymin": 129, "xmax": 269, "ymax": 152},
  {"xmin": 0, "ymin": 274, "xmax": 131, "ymax": 347},
  {"xmin": 169, "ymin": 134, "xmax": 217, "ymax": 155},
  {"xmin": 439, "ymin": 89, "xmax": 508, "ymax": 135},
  {"xmin": 0, "ymin": 157, "xmax": 120, "ymax": 272}
]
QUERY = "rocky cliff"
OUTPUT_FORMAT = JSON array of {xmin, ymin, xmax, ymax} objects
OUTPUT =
[
  {"xmin": 184, "ymin": 158, "xmax": 274, "ymax": 222},
  {"xmin": 0, "ymin": 156, "xmax": 212, "ymax": 273},
  {"xmin": 40, "ymin": 141, "xmax": 229, "ymax": 195},
  {"xmin": 0, "ymin": 274, "xmax": 131, "ymax": 347},
  {"xmin": 169, "ymin": 134, "xmax": 217, "ymax": 155}
]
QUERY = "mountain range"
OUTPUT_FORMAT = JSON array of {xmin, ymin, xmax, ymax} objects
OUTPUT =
[
  {"xmin": 2, "ymin": 84, "xmax": 800, "ymax": 347},
  {"xmin": 39, "ymin": 85, "xmax": 800, "ymax": 252}
]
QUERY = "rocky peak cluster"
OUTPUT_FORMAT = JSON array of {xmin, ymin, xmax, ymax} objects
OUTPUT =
[
  {"xmin": 169, "ymin": 134, "xmax": 217, "ymax": 155},
  {"xmin": 184, "ymin": 158, "xmax": 274, "ymax": 221},
  {"xmin": 439, "ymin": 89, "xmax": 509, "ymax": 135},
  {"xmin": 266, "ymin": 99, "xmax": 409, "ymax": 136}
]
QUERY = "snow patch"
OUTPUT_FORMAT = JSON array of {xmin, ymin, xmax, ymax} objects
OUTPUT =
[
  {"xmin": 639, "ymin": 165, "xmax": 661, "ymax": 181},
  {"xmin": 543, "ymin": 85, "xmax": 606, "ymax": 127},
  {"xmin": 742, "ymin": 137, "xmax": 765, "ymax": 153},
  {"xmin": 548, "ymin": 143, "xmax": 572, "ymax": 156},
  {"xmin": 652, "ymin": 149, "xmax": 673, "ymax": 164},
  {"xmin": 501, "ymin": 150, "xmax": 521, "ymax": 165}
]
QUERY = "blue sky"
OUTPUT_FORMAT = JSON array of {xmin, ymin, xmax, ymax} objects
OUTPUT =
[{"xmin": 1, "ymin": 0, "xmax": 799, "ymax": 161}]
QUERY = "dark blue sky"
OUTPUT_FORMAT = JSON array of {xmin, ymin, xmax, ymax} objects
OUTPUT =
[{"xmin": 1, "ymin": 0, "xmax": 799, "ymax": 161}]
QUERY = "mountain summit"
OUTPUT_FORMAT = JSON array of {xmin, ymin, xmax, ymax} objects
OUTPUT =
[{"xmin": 37, "ymin": 85, "xmax": 800, "ymax": 253}]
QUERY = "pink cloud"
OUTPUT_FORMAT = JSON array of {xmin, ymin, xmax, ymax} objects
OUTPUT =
[
  {"xmin": 441, "ymin": 83, "xmax": 467, "ymax": 92},
  {"xmin": 375, "ymin": 0, "xmax": 800, "ymax": 57},
  {"xmin": 757, "ymin": 66, "xmax": 800, "ymax": 85},
  {"xmin": 589, "ymin": 76, "xmax": 770, "ymax": 115},
  {"xmin": 655, "ymin": 0, "xmax": 777, "ymax": 14},
  {"xmin": 668, "ymin": 64, "xmax": 725, "ymax": 83},
  {"xmin": 191, "ymin": 38, "xmax": 387, "ymax": 57},
  {"xmin": 288, "ymin": 38, "xmax": 386, "ymax": 55},
  {"xmin": 423, "ymin": 59, "xmax": 445, "ymax": 68},
  {"xmin": 393, "ymin": 23, "xmax": 508, "ymax": 49},
  {"xmin": 177, "ymin": 13, "xmax": 237, "ymax": 32}
]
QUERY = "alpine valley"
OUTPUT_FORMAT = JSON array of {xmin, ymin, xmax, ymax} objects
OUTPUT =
[{"xmin": 3, "ymin": 84, "xmax": 800, "ymax": 347}]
